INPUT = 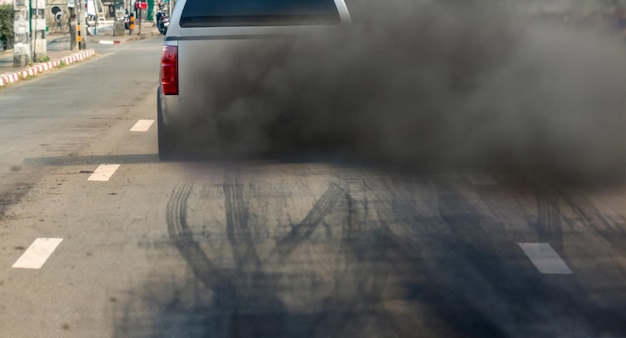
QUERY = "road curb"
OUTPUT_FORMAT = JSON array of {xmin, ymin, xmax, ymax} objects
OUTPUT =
[{"xmin": 0, "ymin": 49, "xmax": 96, "ymax": 88}]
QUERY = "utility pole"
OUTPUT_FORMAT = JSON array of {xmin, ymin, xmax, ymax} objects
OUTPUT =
[
  {"xmin": 69, "ymin": 0, "xmax": 77, "ymax": 51},
  {"xmin": 78, "ymin": 0, "xmax": 87, "ymax": 49},
  {"xmin": 138, "ymin": 4, "xmax": 141, "ymax": 35},
  {"xmin": 31, "ymin": 0, "xmax": 46, "ymax": 61},
  {"xmin": 13, "ymin": 0, "xmax": 30, "ymax": 67},
  {"xmin": 94, "ymin": 8, "xmax": 97, "ymax": 36}
]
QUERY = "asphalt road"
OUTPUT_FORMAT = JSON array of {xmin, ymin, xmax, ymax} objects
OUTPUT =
[{"xmin": 0, "ymin": 36, "xmax": 625, "ymax": 338}]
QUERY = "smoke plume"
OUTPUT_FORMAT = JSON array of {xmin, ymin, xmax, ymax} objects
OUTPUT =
[{"xmin": 182, "ymin": 0, "xmax": 625, "ymax": 185}]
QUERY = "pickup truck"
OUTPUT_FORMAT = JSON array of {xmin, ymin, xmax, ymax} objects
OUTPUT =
[{"xmin": 157, "ymin": 0, "xmax": 352, "ymax": 160}]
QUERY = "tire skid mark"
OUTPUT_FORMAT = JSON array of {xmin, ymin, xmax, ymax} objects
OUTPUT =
[
  {"xmin": 167, "ymin": 180, "xmax": 296, "ymax": 337},
  {"xmin": 270, "ymin": 180, "xmax": 348, "ymax": 261},
  {"xmin": 169, "ymin": 176, "xmax": 348, "ymax": 272},
  {"xmin": 431, "ymin": 178, "xmax": 564, "ymax": 336},
  {"xmin": 559, "ymin": 190, "xmax": 624, "ymax": 234},
  {"xmin": 165, "ymin": 177, "xmax": 376, "ymax": 337},
  {"xmin": 535, "ymin": 187, "xmax": 564, "ymax": 250},
  {"xmin": 435, "ymin": 178, "xmax": 483, "ymax": 234},
  {"xmin": 336, "ymin": 179, "xmax": 409, "ymax": 294},
  {"xmin": 336, "ymin": 176, "xmax": 435, "ymax": 264},
  {"xmin": 558, "ymin": 190, "xmax": 626, "ymax": 257},
  {"xmin": 366, "ymin": 176, "xmax": 438, "ymax": 238},
  {"xmin": 431, "ymin": 181, "xmax": 623, "ymax": 336},
  {"xmin": 338, "ymin": 176, "xmax": 479, "ymax": 337},
  {"xmin": 223, "ymin": 167, "xmax": 261, "ymax": 271},
  {"xmin": 318, "ymin": 178, "xmax": 406, "ymax": 338},
  {"xmin": 158, "ymin": 172, "xmax": 621, "ymax": 337},
  {"xmin": 166, "ymin": 182, "xmax": 230, "ymax": 290}
]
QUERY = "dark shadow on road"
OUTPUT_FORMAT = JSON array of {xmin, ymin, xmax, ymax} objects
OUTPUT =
[
  {"xmin": 23, "ymin": 153, "xmax": 162, "ymax": 166},
  {"xmin": 25, "ymin": 147, "xmax": 619, "ymax": 191},
  {"xmin": 113, "ymin": 168, "xmax": 626, "ymax": 337}
]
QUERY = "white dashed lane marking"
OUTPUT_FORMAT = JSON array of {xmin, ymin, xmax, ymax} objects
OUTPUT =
[
  {"xmin": 12, "ymin": 238, "xmax": 63, "ymax": 269},
  {"xmin": 88, "ymin": 164, "xmax": 120, "ymax": 181},
  {"xmin": 518, "ymin": 243, "xmax": 573, "ymax": 274},
  {"xmin": 130, "ymin": 119, "xmax": 155, "ymax": 132}
]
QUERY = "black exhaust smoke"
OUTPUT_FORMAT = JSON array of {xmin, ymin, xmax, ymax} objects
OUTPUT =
[{"xmin": 184, "ymin": 0, "xmax": 624, "ymax": 186}]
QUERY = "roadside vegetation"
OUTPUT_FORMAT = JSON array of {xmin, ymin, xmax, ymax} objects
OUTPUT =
[{"xmin": 0, "ymin": 4, "xmax": 13, "ymax": 51}]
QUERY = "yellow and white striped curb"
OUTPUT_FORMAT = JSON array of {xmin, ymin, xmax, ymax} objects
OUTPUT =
[{"xmin": 0, "ymin": 49, "xmax": 95, "ymax": 87}]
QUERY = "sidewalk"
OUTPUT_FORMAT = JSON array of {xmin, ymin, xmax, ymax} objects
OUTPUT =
[
  {"xmin": 84, "ymin": 21, "xmax": 161, "ymax": 44},
  {"xmin": 0, "ymin": 22, "xmax": 160, "ymax": 87}
]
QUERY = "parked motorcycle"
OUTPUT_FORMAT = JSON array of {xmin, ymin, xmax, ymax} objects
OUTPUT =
[{"xmin": 156, "ymin": 9, "xmax": 169, "ymax": 35}]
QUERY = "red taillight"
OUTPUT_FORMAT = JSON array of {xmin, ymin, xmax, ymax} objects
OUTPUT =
[{"xmin": 160, "ymin": 46, "xmax": 178, "ymax": 95}]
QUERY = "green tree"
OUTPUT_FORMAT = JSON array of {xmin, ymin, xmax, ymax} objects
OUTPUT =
[{"xmin": 0, "ymin": 4, "xmax": 13, "ymax": 50}]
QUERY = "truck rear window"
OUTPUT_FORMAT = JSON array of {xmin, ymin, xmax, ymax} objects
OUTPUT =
[{"xmin": 180, "ymin": 0, "xmax": 341, "ymax": 27}]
